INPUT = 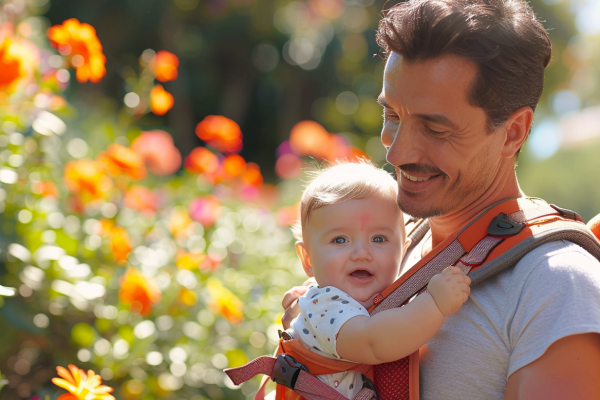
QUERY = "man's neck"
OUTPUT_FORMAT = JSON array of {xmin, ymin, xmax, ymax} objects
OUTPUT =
[{"xmin": 428, "ymin": 170, "xmax": 524, "ymax": 249}]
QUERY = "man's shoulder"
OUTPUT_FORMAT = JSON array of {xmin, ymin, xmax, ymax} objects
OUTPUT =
[
  {"xmin": 516, "ymin": 239, "xmax": 600, "ymax": 274},
  {"xmin": 487, "ymin": 240, "xmax": 600, "ymax": 298}
]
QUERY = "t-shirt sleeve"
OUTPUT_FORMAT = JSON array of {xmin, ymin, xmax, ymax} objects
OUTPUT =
[
  {"xmin": 295, "ymin": 286, "xmax": 369, "ymax": 359},
  {"xmin": 507, "ymin": 241, "xmax": 600, "ymax": 376}
]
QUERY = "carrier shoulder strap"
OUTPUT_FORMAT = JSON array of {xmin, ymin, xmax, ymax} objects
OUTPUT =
[{"xmin": 369, "ymin": 197, "xmax": 600, "ymax": 316}]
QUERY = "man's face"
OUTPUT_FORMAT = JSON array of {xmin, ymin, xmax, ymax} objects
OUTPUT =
[{"xmin": 380, "ymin": 53, "xmax": 507, "ymax": 219}]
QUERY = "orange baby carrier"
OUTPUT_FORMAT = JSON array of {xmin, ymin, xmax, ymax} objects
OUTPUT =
[{"xmin": 226, "ymin": 198, "xmax": 600, "ymax": 400}]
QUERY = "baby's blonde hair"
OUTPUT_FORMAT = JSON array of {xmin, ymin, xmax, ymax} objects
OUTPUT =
[{"xmin": 292, "ymin": 160, "xmax": 399, "ymax": 241}]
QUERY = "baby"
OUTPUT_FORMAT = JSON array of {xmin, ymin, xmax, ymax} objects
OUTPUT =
[{"xmin": 286, "ymin": 161, "xmax": 471, "ymax": 398}]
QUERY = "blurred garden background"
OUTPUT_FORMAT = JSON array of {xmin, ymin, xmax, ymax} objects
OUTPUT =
[{"xmin": 0, "ymin": 0, "xmax": 599, "ymax": 399}]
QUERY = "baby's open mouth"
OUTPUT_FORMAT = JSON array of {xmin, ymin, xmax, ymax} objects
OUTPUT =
[{"xmin": 350, "ymin": 270, "xmax": 373, "ymax": 279}]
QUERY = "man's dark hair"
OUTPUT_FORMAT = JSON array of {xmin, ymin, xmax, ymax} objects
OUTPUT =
[{"xmin": 376, "ymin": 0, "xmax": 552, "ymax": 130}]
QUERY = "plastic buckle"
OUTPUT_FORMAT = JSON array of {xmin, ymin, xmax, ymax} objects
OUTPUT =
[
  {"xmin": 550, "ymin": 204, "xmax": 583, "ymax": 222},
  {"xmin": 271, "ymin": 354, "xmax": 307, "ymax": 389},
  {"xmin": 487, "ymin": 212, "xmax": 526, "ymax": 237}
]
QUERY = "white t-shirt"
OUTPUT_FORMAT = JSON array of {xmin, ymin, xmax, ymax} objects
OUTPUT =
[
  {"xmin": 403, "ymin": 238, "xmax": 600, "ymax": 399},
  {"xmin": 289, "ymin": 285, "xmax": 370, "ymax": 398}
]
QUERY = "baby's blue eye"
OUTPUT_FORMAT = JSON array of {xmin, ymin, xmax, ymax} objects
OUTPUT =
[
  {"xmin": 372, "ymin": 236, "xmax": 386, "ymax": 243},
  {"xmin": 333, "ymin": 237, "xmax": 347, "ymax": 244}
]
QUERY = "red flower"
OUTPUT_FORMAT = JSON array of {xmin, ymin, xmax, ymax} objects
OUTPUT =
[{"xmin": 195, "ymin": 115, "xmax": 242, "ymax": 153}]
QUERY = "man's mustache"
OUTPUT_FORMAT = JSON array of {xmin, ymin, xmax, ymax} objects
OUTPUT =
[{"xmin": 397, "ymin": 163, "xmax": 445, "ymax": 176}]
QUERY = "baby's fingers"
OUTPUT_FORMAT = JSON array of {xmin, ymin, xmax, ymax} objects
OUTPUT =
[{"xmin": 442, "ymin": 266, "xmax": 462, "ymax": 276}]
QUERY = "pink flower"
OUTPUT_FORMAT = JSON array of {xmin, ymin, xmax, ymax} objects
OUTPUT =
[{"xmin": 131, "ymin": 130, "xmax": 182, "ymax": 176}]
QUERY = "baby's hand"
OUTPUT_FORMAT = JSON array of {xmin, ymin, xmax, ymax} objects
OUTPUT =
[{"xmin": 427, "ymin": 266, "xmax": 471, "ymax": 316}]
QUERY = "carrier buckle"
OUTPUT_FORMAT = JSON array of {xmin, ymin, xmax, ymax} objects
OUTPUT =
[
  {"xmin": 271, "ymin": 354, "xmax": 307, "ymax": 389},
  {"xmin": 550, "ymin": 204, "xmax": 583, "ymax": 222},
  {"xmin": 487, "ymin": 212, "xmax": 526, "ymax": 237}
]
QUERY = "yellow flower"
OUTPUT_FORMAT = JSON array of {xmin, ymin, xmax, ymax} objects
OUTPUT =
[
  {"xmin": 52, "ymin": 364, "xmax": 115, "ymax": 400},
  {"xmin": 207, "ymin": 278, "xmax": 244, "ymax": 325},
  {"xmin": 149, "ymin": 84, "xmax": 174, "ymax": 115}
]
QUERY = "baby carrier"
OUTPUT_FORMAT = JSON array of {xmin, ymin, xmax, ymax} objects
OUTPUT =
[{"xmin": 225, "ymin": 197, "xmax": 600, "ymax": 400}]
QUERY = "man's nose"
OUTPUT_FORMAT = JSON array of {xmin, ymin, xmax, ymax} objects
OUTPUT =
[
  {"xmin": 350, "ymin": 241, "xmax": 373, "ymax": 262},
  {"xmin": 383, "ymin": 122, "xmax": 422, "ymax": 167}
]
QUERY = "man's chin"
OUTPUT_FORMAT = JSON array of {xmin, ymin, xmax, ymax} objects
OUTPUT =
[{"xmin": 397, "ymin": 195, "xmax": 447, "ymax": 220}]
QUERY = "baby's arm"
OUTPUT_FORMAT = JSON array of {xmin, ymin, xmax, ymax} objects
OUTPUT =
[{"xmin": 336, "ymin": 266, "xmax": 470, "ymax": 365}]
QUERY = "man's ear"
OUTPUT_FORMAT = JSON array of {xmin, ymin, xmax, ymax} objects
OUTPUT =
[
  {"xmin": 295, "ymin": 241, "xmax": 313, "ymax": 277},
  {"xmin": 501, "ymin": 106, "xmax": 533, "ymax": 158}
]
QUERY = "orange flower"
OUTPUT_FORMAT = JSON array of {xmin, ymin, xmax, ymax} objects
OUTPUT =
[
  {"xmin": 207, "ymin": 279, "xmax": 243, "ymax": 324},
  {"xmin": 150, "ymin": 50, "xmax": 179, "ymax": 82},
  {"xmin": 184, "ymin": 147, "xmax": 219, "ymax": 174},
  {"xmin": 0, "ymin": 37, "xmax": 39, "ymax": 89},
  {"xmin": 99, "ymin": 143, "xmax": 147, "ymax": 180},
  {"xmin": 149, "ymin": 84, "xmax": 174, "ymax": 115},
  {"xmin": 119, "ymin": 267, "xmax": 161, "ymax": 316},
  {"xmin": 289, "ymin": 120, "xmax": 332, "ymax": 159},
  {"xmin": 222, "ymin": 154, "xmax": 246, "ymax": 178},
  {"xmin": 195, "ymin": 115, "xmax": 242, "ymax": 154},
  {"xmin": 52, "ymin": 364, "xmax": 115, "ymax": 400},
  {"xmin": 64, "ymin": 159, "xmax": 112, "ymax": 201},
  {"xmin": 123, "ymin": 186, "xmax": 157, "ymax": 213},
  {"xmin": 109, "ymin": 226, "xmax": 132, "ymax": 263},
  {"xmin": 241, "ymin": 162, "xmax": 263, "ymax": 187},
  {"xmin": 47, "ymin": 19, "xmax": 106, "ymax": 83},
  {"xmin": 189, "ymin": 196, "xmax": 221, "ymax": 227},
  {"xmin": 130, "ymin": 130, "xmax": 182, "ymax": 176},
  {"xmin": 34, "ymin": 181, "xmax": 58, "ymax": 197}
]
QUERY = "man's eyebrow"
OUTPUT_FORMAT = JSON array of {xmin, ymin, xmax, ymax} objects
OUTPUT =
[
  {"xmin": 414, "ymin": 113, "xmax": 460, "ymax": 131},
  {"xmin": 377, "ymin": 96, "xmax": 460, "ymax": 130},
  {"xmin": 377, "ymin": 96, "xmax": 392, "ymax": 109}
]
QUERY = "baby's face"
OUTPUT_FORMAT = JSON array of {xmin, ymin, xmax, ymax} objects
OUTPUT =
[{"xmin": 300, "ymin": 195, "xmax": 405, "ymax": 306}]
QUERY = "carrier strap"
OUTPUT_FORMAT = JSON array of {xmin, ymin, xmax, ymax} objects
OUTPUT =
[
  {"xmin": 225, "ymin": 353, "xmax": 377, "ymax": 400},
  {"xmin": 369, "ymin": 198, "xmax": 560, "ymax": 316}
]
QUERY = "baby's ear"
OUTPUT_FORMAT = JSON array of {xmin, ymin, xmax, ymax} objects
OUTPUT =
[{"xmin": 295, "ymin": 241, "xmax": 313, "ymax": 277}]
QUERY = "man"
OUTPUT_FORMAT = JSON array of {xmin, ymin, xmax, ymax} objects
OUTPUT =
[{"xmin": 282, "ymin": 0, "xmax": 600, "ymax": 398}]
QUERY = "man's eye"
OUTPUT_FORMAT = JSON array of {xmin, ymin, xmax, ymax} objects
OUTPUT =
[
  {"xmin": 384, "ymin": 113, "xmax": 400, "ymax": 123},
  {"xmin": 333, "ymin": 237, "xmax": 347, "ymax": 244},
  {"xmin": 425, "ymin": 125, "xmax": 447, "ymax": 136},
  {"xmin": 372, "ymin": 236, "xmax": 386, "ymax": 243}
]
